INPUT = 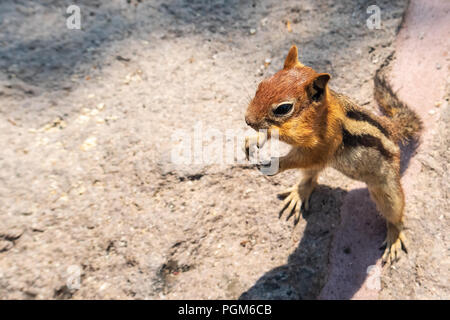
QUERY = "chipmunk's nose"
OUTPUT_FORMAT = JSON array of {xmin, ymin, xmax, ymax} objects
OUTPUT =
[
  {"xmin": 245, "ymin": 115, "xmax": 262, "ymax": 130},
  {"xmin": 245, "ymin": 115, "xmax": 257, "ymax": 130},
  {"xmin": 245, "ymin": 114, "xmax": 257, "ymax": 128},
  {"xmin": 245, "ymin": 115, "xmax": 252, "ymax": 126},
  {"xmin": 245, "ymin": 111, "xmax": 265, "ymax": 130}
]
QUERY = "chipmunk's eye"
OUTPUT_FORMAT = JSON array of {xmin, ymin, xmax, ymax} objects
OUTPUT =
[{"xmin": 273, "ymin": 103, "xmax": 293, "ymax": 116}]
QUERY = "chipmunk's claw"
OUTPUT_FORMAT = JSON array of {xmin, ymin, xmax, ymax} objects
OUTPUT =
[
  {"xmin": 244, "ymin": 136, "xmax": 255, "ymax": 160},
  {"xmin": 244, "ymin": 134, "xmax": 266, "ymax": 161},
  {"xmin": 381, "ymin": 229, "xmax": 408, "ymax": 265},
  {"xmin": 277, "ymin": 187, "xmax": 293, "ymax": 199},
  {"xmin": 286, "ymin": 201, "xmax": 302, "ymax": 224},
  {"xmin": 278, "ymin": 183, "xmax": 314, "ymax": 224},
  {"xmin": 278, "ymin": 187, "xmax": 303, "ymax": 223}
]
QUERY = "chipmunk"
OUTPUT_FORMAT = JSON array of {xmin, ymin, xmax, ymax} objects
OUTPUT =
[{"xmin": 244, "ymin": 45, "xmax": 422, "ymax": 264}]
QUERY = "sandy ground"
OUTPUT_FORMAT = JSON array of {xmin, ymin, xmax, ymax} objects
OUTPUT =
[{"xmin": 0, "ymin": 0, "xmax": 448, "ymax": 299}]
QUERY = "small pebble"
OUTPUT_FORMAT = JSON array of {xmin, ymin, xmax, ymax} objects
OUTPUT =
[{"xmin": 80, "ymin": 137, "xmax": 97, "ymax": 151}]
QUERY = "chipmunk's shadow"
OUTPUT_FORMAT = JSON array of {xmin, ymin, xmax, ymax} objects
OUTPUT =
[{"xmin": 239, "ymin": 185, "xmax": 386, "ymax": 300}]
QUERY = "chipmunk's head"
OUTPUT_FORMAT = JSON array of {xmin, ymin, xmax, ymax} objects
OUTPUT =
[{"xmin": 245, "ymin": 45, "xmax": 331, "ymax": 145}]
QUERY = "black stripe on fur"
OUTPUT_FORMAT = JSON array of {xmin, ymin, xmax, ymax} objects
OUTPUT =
[{"xmin": 342, "ymin": 128, "xmax": 393, "ymax": 159}]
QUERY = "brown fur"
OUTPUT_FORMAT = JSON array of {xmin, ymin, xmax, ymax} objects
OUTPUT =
[
  {"xmin": 244, "ymin": 45, "xmax": 423, "ymax": 264},
  {"xmin": 374, "ymin": 53, "xmax": 423, "ymax": 142}
]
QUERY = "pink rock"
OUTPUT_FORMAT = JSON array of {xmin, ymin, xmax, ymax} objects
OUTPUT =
[{"xmin": 320, "ymin": 0, "xmax": 449, "ymax": 300}]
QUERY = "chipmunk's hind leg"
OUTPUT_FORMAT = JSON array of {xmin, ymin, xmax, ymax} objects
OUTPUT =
[
  {"xmin": 278, "ymin": 169, "xmax": 321, "ymax": 224},
  {"xmin": 368, "ymin": 179, "xmax": 408, "ymax": 265}
]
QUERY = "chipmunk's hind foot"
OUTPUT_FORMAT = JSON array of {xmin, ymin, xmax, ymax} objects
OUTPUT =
[{"xmin": 381, "ymin": 224, "xmax": 408, "ymax": 265}]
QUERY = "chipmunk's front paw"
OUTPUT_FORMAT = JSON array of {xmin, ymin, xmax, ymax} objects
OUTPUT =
[
  {"xmin": 278, "ymin": 183, "xmax": 314, "ymax": 224},
  {"xmin": 381, "ymin": 227, "xmax": 408, "ymax": 265},
  {"xmin": 244, "ymin": 133, "xmax": 266, "ymax": 160}
]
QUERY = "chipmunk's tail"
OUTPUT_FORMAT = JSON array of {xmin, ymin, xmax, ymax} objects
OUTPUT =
[{"xmin": 374, "ymin": 53, "xmax": 423, "ymax": 142}]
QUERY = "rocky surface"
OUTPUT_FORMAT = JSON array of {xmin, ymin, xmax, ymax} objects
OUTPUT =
[{"xmin": 0, "ymin": 0, "xmax": 447, "ymax": 299}]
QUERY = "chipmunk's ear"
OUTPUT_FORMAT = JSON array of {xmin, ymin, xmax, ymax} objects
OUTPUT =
[
  {"xmin": 283, "ymin": 45, "xmax": 303, "ymax": 69},
  {"xmin": 308, "ymin": 73, "xmax": 331, "ymax": 102}
]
